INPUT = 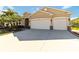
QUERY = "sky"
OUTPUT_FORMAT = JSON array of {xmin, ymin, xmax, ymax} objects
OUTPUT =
[{"xmin": 0, "ymin": 6, "xmax": 79, "ymax": 19}]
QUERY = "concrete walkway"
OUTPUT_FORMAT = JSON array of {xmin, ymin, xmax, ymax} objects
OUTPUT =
[
  {"xmin": 13, "ymin": 29, "xmax": 78, "ymax": 41},
  {"xmin": 72, "ymin": 30, "xmax": 79, "ymax": 32}
]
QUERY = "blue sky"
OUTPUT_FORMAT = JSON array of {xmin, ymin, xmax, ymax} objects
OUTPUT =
[{"xmin": 0, "ymin": 6, "xmax": 79, "ymax": 19}]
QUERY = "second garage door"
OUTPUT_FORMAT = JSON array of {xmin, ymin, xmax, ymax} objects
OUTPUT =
[
  {"xmin": 53, "ymin": 17, "xmax": 67, "ymax": 30},
  {"xmin": 30, "ymin": 18, "xmax": 50, "ymax": 29}
]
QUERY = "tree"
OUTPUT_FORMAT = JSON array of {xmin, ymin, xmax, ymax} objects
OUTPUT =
[
  {"xmin": 2, "ymin": 9, "xmax": 22, "ymax": 28},
  {"xmin": 0, "ymin": 8, "xmax": 22, "ymax": 31},
  {"xmin": 70, "ymin": 18, "xmax": 79, "ymax": 27},
  {"xmin": 0, "ymin": 14, "xmax": 6, "ymax": 27}
]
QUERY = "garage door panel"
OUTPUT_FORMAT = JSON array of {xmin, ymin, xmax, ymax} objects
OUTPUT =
[
  {"xmin": 53, "ymin": 17, "xmax": 67, "ymax": 30},
  {"xmin": 31, "ymin": 18, "xmax": 50, "ymax": 29}
]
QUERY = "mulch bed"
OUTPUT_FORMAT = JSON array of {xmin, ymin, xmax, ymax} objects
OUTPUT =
[{"xmin": 71, "ymin": 31, "xmax": 79, "ymax": 37}]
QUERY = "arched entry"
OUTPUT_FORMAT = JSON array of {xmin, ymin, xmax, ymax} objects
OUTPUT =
[{"xmin": 25, "ymin": 18, "xmax": 30, "ymax": 29}]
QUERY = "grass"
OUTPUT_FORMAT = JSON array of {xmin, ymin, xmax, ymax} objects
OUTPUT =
[
  {"xmin": 0, "ymin": 27, "xmax": 24, "ymax": 35},
  {"xmin": 0, "ymin": 29, "xmax": 10, "ymax": 35},
  {"xmin": 71, "ymin": 26, "xmax": 79, "ymax": 30}
]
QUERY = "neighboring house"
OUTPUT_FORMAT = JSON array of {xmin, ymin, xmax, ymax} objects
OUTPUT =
[{"xmin": 23, "ymin": 7, "xmax": 71, "ymax": 30}]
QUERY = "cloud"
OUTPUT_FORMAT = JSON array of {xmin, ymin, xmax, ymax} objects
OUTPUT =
[
  {"xmin": 62, "ymin": 6, "xmax": 72, "ymax": 9},
  {"xmin": 32, "ymin": 7, "xmax": 43, "ymax": 13},
  {"xmin": 71, "ymin": 17, "xmax": 78, "ymax": 20},
  {"xmin": 0, "ymin": 6, "xmax": 14, "ymax": 11},
  {"xmin": 7, "ymin": 6, "xmax": 14, "ymax": 10},
  {"xmin": 0, "ymin": 6, "xmax": 14, "ymax": 14},
  {"xmin": 0, "ymin": 6, "xmax": 4, "ymax": 11},
  {"xmin": 0, "ymin": 6, "xmax": 4, "ymax": 14},
  {"xmin": 32, "ymin": 7, "xmax": 40, "ymax": 13}
]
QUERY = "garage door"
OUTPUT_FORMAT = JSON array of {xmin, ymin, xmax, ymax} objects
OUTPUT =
[
  {"xmin": 53, "ymin": 17, "xmax": 67, "ymax": 30},
  {"xmin": 30, "ymin": 18, "xmax": 50, "ymax": 29}
]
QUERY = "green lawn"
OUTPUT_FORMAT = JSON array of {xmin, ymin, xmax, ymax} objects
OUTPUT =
[
  {"xmin": 71, "ymin": 27, "xmax": 79, "ymax": 30},
  {"xmin": 0, "ymin": 30, "xmax": 10, "ymax": 35},
  {"xmin": 0, "ymin": 28, "xmax": 23, "ymax": 35}
]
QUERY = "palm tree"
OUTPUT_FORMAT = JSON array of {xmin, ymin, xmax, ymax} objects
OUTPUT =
[
  {"xmin": 2, "ymin": 9, "xmax": 22, "ymax": 29},
  {"xmin": 71, "ymin": 18, "xmax": 79, "ymax": 27},
  {"xmin": 0, "ymin": 14, "xmax": 6, "ymax": 28}
]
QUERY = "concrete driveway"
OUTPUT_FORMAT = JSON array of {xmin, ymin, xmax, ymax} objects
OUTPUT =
[
  {"xmin": 0, "ymin": 29, "xmax": 79, "ymax": 52},
  {"xmin": 13, "ymin": 29, "xmax": 78, "ymax": 41}
]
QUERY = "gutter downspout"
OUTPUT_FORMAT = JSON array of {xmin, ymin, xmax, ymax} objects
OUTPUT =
[
  {"xmin": 50, "ymin": 16, "xmax": 53, "ymax": 30},
  {"xmin": 67, "ymin": 18, "xmax": 71, "ymax": 32}
]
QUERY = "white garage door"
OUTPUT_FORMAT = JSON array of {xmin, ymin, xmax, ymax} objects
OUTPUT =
[
  {"xmin": 30, "ymin": 18, "xmax": 50, "ymax": 29},
  {"xmin": 53, "ymin": 17, "xmax": 67, "ymax": 30}
]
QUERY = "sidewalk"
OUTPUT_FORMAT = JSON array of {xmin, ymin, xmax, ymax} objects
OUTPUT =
[{"xmin": 72, "ymin": 30, "xmax": 79, "ymax": 33}]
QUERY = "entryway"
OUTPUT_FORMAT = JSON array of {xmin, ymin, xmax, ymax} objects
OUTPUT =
[{"xmin": 25, "ymin": 18, "xmax": 30, "ymax": 29}]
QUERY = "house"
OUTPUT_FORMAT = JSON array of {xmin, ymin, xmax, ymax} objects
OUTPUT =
[{"xmin": 23, "ymin": 7, "xmax": 71, "ymax": 30}]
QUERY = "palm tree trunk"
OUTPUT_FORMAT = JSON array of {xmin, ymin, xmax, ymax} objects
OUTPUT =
[
  {"xmin": 15, "ymin": 22, "xmax": 18, "ymax": 27},
  {"xmin": 1, "ymin": 22, "xmax": 5, "ymax": 28}
]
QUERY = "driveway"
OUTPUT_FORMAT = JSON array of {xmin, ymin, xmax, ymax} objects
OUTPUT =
[
  {"xmin": 13, "ymin": 29, "xmax": 78, "ymax": 41},
  {"xmin": 0, "ymin": 29, "xmax": 79, "ymax": 52}
]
